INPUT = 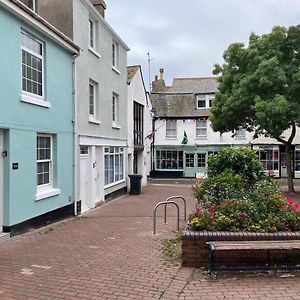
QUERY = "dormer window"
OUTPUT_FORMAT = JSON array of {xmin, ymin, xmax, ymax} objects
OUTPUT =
[{"xmin": 196, "ymin": 94, "xmax": 214, "ymax": 109}]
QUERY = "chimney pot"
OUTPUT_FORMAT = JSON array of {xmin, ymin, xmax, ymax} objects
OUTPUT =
[
  {"xmin": 159, "ymin": 68, "xmax": 164, "ymax": 80},
  {"xmin": 155, "ymin": 75, "xmax": 158, "ymax": 80}
]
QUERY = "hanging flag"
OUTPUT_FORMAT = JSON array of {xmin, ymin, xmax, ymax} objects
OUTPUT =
[{"xmin": 181, "ymin": 130, "xmax": 188, "ymax": 144}]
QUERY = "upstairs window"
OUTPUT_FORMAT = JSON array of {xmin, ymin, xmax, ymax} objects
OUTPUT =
[
  {"xmin": 196, "ymin": 94, "xmax": 214, "ymax": 109},
  {"xmin": 89, "ymin": 19, "xmax": 94, "ymax": 49},
  {"xmin": 112, "ymin": 42, "xmax": 119, "ymax": 72},
  {"xmin": 196, "ymin": 119, "xmax": 207, "ymax": 138},
  {"xmin": 21, "ymin": 31, "xmax": 43, "ymax": 97},
  {"xmin": 112, "ymin": 92, "xmax": 119, "ymax": 126},
  {"xmin": 166, "ymin": 120, "xmax": 177, "ymax": 138}
]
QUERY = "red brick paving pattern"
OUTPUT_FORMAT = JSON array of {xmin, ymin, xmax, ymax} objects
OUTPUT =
[{"xmin": 0, "ymin": 184, "xmax": 300, "ymax": 299}]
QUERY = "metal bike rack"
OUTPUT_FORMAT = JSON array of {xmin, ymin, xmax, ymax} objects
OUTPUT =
[
  {"xmin": 153, "ymin": 201, "xmax": 179, "ymax": 235},
  {"xmin": 164, "ymin": 196, "xmax": 186, "ymax": 224}
]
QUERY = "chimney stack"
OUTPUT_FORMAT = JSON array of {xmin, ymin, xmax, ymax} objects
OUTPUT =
[
  {"xmin": 151, "ymin": 69, "xmax": 166, "ymax": 93},
  {"xmin": 90, "ymin": 0, "xmax": 106, "ymax": 18}
]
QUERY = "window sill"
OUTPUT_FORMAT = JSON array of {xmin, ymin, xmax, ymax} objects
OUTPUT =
[
  {"xmin": 235, "ymin": 137, "xmax": 247, "ymax": 140},
  {"xmin": 166, "ymin": 137, "xmax": 177, "ymax": 140},
  {"xmin": 36, "ymin": 187, "xmax": 61, "ymax": 201},
  {"xmin": 89, "ymin": 118, "xmax": 101, "ymax": 125},
  {"xmin": 195, "ymin": 136, "xmax": 208, "ymax": 140},
  {"xmin": 21, "ymin": 93, "xmax": 51, "ymax": 108},
  {"xmin": 112, "ymin": 66, "xmax": 121, "ymax": 75},
  {"xmin": 88, "ymin": 48, "xmax": 101, "ymax": 58},
  {"xmin": 104, "ymin": 179, "xmax": 125, "ymax": 189},
  {"xmin": 112, "ymin": 123, "xmax": 121, "ymax": 129}
]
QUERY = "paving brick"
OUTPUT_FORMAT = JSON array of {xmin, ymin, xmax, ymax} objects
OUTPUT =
[{"xmin": 1, "ymin": 184, "xmax": 300, "ymax": 299}]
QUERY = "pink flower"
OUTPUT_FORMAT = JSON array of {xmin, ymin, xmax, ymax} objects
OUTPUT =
[{"xmin": 193, "ymin": 208, "xmax": 200, "ymax": 214}]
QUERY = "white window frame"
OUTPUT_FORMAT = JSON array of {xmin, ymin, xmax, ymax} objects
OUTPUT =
[
  {"xmin": 112, "ymin": 92, "xmax": 120, "ymax": 127},
  {"xmin": 112, "ymin": 42, "xmax": 120, "ymax": 73},
  {"xmin": 166, "ymin": 120, "xmax": 177, "ymax": 139},
  {"xmin": 21, "ymin": 30, "xmax": 50, "ymax": 107},
  {"xmin": 196, "ymin": 94, "xmax": 214, "ymax": 109},
  {"xmin": 89, "ymin": 80, "xmax": 100, "ymax": 124},
  {"xmin": 196, "ymin": 119, "xmax": 207, "ymax": 138},
  {"xmin": 36, "ymin": 134, "xmax": 60, "ymax": 200},
  {"xmin": 89, "ymin": 19, "xmax": 95, "ymax": 49},
  {"xmin": 104, "ymin": 147, "xmax": 124, "ymax": 187}
]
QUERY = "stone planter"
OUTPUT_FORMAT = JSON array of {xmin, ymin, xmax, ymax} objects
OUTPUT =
[{"xmin": 181, "ymin": 231, "xmax": 300, "ymax": 267}]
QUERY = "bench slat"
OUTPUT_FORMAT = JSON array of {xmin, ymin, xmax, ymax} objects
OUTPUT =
[{"xmin": 211, "ymin": 240, "xmax": 300, "ymax": 251}]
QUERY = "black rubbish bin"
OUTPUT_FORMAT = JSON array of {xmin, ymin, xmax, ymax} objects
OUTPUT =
[{"xmin": 128, "ymin": 174, "xmax": 143, "ymax": 195}]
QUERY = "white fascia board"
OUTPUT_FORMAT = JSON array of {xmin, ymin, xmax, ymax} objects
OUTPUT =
[
  {"xmin": 1, "ymin": 0, "xmax": 80, "ymax": 54},
  {"xmin": 79, "ymin": 135, "xmax": 127, "ymax": 147},
  {"xmin": 80, "ymin": 0, "xmax": 130, "ymax": 51}
]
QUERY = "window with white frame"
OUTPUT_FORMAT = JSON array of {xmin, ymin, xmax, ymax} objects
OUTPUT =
[
  {"xmin": 37, "ymin": 135, "xmax": 52, "ymax": 187},
  {"xmin": 21, "ymin": 31, "xmax": 43, "ymax": 97},
  {"xmin": 112, "ymin": 42, "xmax": 119, "ymax": 69},
  {"xmin": 112, "ymin": 92, "xmax": 119, "ymax": 125},
  {"xmin": 89, "ymin": 19, "xmax": 94, "ymax": 49},
  {"xmin": 196, "ymin": 119, "xmax": 207, "ymax": 138},
  {"xmin": 256, "ymin": 149, "xmax": 279, "ymax": 171},
  {"xmin": 156, "ymin": 150, "xmax": 183, "ymax": 170},
  {"xmin": 196, "ymin": 94, "xmax": 214, "ymax": 109},
  {"xmin": 104, "ymin": 147, "xmax": 124, "ymax": 185},
  {"xmin": 295, "ymin": 151, "xmax": 300, "ymax": 171},
  {"xmin": 89, "ymin": 82, "xmax": 95, "ymax": 116},
  {"xmin": 235, "ymin": 127, "xmax": 246, "ymax": 139},
  {"xmin": 166, "ymin": 120, "xmax": 177, "ymax": 138}
]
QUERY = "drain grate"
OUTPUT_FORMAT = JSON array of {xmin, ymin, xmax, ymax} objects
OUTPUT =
[{"xmin": 0, "ymin": 232, "xmax": 10, "ymax": 243}]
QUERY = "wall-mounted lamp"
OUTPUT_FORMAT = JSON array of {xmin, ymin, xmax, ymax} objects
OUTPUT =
[{"xmin": 2, "ymin": 151, "xmax": 7, "ymax": 157}]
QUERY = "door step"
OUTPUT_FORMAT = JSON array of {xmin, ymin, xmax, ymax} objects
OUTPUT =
[{"xmin": 0, "ymin": 232, "xmax": 10, "ymax": 243}]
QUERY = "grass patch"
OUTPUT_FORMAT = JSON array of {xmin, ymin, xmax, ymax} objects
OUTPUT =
[{"xmin": 163, "ymin": 234, "xmax": 182, "ymax": 265}]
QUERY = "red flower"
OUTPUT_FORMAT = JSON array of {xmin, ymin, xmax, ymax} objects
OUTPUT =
[
  {"xmin": 287, "ymin": 196, "xmax": 294, "ymax": 205},
  {"xmin": 210, "ymin": 204, "xmax": 216, "ymax": 212}
]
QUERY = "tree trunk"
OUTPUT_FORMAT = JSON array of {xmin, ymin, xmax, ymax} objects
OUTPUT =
[{"xmin": 285, "ymin": 143, "xmax": 295, "ymax": 193}]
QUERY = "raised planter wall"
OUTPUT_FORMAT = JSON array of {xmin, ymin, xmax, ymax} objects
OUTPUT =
[{"xmin": 182, "ymin": 231, "xmax": 300, "ymax": 268}]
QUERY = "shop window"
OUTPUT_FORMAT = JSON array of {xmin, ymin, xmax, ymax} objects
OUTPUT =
[
  {"xmin": 197, "ymin": 153, "xmax": 206, "ymax": 167},
  {"xmin": 156, "ymin": 150, "xmax": 183, "ymax": 169}
]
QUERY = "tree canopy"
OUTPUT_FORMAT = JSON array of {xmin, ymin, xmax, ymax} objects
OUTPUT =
[{"xmin": 211, "ymin": 26, "xmax": 300, "ymax": 192}]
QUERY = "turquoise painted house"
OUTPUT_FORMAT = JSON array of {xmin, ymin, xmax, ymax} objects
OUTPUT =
[{"xmin": 0, "ymin": 0, "xmax": 79, "ymax": 234}]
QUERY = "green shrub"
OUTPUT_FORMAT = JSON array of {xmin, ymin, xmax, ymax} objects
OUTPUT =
[
  {"xmin": 194, "ymin": 170, "xmax": 245, "ymax": 205},
  {"xmin": 207, "ymin": 147, "xmax": 265, "ymax": 185}
]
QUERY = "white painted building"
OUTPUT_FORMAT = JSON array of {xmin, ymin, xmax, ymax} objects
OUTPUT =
[
  {"xmin": 150, "ymin": 69, "xmax": 300, "ymax": 178},
  {"xmin": 127, "ymin": 66, "xmax": 152, "ymax": 186},
  {"xmin": 34, "ymin": 0, "xmax": 130, "ymax": 212}
]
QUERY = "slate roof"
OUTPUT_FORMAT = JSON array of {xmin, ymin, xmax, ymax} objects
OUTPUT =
[
  {"xmin": 127, "ymin": 65, "xmax": 139, "ymax": 82},
  {"xmin": 150, "ymin": 77, "xmax": 218, "ymax": 118}
]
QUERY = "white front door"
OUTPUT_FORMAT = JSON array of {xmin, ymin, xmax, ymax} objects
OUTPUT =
[
  {"xmin": 0, "ymin": 130, "xmax": 3, "ymax": 231},
  {"xmin": 80, "ymin": 153, "xmax": 90, "ymax": 213}
]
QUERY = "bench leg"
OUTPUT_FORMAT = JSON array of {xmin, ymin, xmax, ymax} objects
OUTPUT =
[{"xmin": 209, "ymin": 248, "xmax": 217, "ymax": 280}]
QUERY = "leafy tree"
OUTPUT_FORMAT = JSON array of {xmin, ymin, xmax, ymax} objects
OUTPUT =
[{"xmin": 211, "ymin": 26, "xmax": 300, "ymax": 193}]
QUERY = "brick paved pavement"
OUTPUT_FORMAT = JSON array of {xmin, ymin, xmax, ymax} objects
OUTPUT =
[{"xmin": 1, "ymin": 183, "xmax": 300, "ymax": 299}]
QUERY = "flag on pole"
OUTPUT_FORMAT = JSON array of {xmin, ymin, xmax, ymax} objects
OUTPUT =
[{"xmin": 181, "ymin": 130, "xmax": 188, "ymax": 144}]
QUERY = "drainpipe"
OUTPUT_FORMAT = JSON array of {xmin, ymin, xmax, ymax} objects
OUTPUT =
[{"xmin": 72, "ymin": 52, "xmax": 80, "ymax": 215}]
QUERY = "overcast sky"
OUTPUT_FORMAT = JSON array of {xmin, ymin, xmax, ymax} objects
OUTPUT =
[{"xmin": 106, "ymin": 0, "xmax": 300, "ymax": 90}]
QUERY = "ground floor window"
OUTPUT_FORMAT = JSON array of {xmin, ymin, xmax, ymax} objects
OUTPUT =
[
  {"xmin": 295, "ymin": 151, "xmax": 300, "ymax": 171},
  {"xmin": 104, "ymin": 147, "xmax": 124, "ymax": 185},
  {"xmin": 197, "ymin": 153, "xmax": 206, "ymax": 167},
  {"xmin": 156, "ymin": 150, "xmax": 183, "ymax": 169},
  {"xmin": 37, "ymin": 134, "xmax": 52, "ymax": 186},
  {"xmin": 256, "ymin": 149, "xmax": 279, "ymax": 171},
  {"xmin": 185, "ymin": 153, "xmax": 195, "ymax": 167}
]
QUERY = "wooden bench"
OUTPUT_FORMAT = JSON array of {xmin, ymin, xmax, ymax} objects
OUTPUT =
[{"xmin": 207, "ymin": 240, "xmax": 300, "ymax": 279}]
